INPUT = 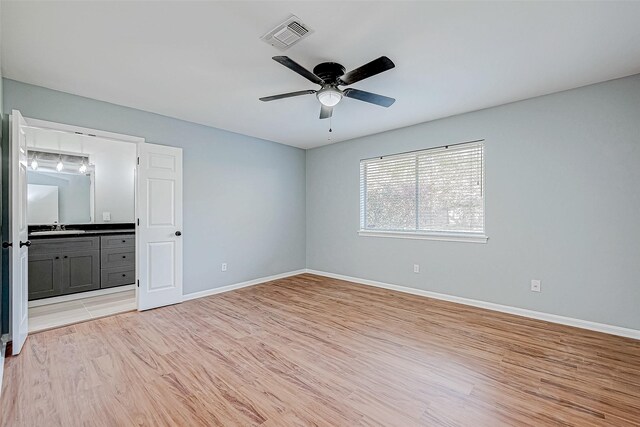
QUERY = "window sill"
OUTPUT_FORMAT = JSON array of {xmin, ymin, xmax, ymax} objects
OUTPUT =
[{"xmin": 357, "ymin": 230, "xmax": 488, "ymax": 244}]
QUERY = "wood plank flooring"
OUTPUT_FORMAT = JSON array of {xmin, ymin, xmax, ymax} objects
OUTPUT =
[{"xmin": 2, "ymin": 273, "xmax": 639, "ymax": 426}]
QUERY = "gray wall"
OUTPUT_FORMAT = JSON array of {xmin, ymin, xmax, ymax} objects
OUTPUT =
[
  {"xmin": 306, "ymin": 74, "xmax": 640, "ymax": 330},
  {"xmin": 4, "ymin": 79, "xmax": 306, "ymax": 296}
]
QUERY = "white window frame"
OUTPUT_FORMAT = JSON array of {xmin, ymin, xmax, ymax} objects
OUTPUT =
[{"xmin": 358, "ymin": 140, "xmax": 488, "ymax": 244}]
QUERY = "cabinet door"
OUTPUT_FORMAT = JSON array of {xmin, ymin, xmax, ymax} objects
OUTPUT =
[
  {"xmin": 60, "ymin": 250, "xmax": 100, "ymax": 295},
  {"xmin": 28, "ymin": 253, "xmax": 63, "ymax": 300}
]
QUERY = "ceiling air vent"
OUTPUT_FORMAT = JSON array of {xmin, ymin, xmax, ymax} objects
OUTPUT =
[{"xmin": 261, "ymin": 15, "xmax": 313, "ymax": 51}]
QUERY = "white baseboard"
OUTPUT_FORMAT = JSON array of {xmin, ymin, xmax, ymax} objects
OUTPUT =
[
  {"xmin": 29, "ymin": 285, "xmax": 135, "ymax": 308},
  {"xmin": 182, "ymin": 269, "xmax": 307, "ymax": 302},
  {"xmin": 305, "ymin": 269, "xmax": 640, "ymax": 340}
]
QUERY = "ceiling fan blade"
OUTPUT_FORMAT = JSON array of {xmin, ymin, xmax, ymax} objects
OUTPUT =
[
  {"xmin": 272, "ymin": 56, "xmax": 324, "ymax": 85},
  {"xmin": 338, "ymin": 56, "xmax": 395, "ymax": 86},
  {"xmin": 319, "ymin": 105, "xmax": 333, "ymax": 119},
  {"xmin": 259, "ymin": 90, "xmax": 316, "ymax": 102},
  {"xmin": 343, "ymin": 88, "xmax": 395, "ymax": 107}
]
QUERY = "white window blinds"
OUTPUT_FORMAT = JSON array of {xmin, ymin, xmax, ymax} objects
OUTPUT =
[{"xmin": 360, "ymin": 141, "xmax": 485, "ymax": 237}]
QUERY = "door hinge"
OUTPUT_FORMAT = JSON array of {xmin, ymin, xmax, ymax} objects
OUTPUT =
[
  {"xmin": 137, "ymin": 218, "xmax": 140, "ymax": 226},
  {"xmin": 137, "ymin": 280, "xmax": 140, "ymax": 288},
  {"xmin": 137, "ymin": 157, "xmax": 140, "ymax": 165}
]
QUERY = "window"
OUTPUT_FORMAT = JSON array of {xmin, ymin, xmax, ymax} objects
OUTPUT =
[{"xmin": 359, "ymin": 141, "xmax": 486, "ymax": 243}]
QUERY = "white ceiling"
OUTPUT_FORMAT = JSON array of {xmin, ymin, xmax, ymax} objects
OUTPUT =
[{"xmin": 3, "ymin": 1, "xmax": 640, "ymax": 149}]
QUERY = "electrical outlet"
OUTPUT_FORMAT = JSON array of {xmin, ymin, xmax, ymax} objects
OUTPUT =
[
  {"xmin": 221, "ymin": 263, "xmax": 227, "ymax": 272},
  {"xmin": 531, "ymin": 279, "xmax": 541, "ymax": 292},
  {"xmin": 102, "ymin": 212, "xmax": 111, "ymax": 222},
  {"xmin": 413, "ymin": 264, "xmax": 420, "ymax": 273}
]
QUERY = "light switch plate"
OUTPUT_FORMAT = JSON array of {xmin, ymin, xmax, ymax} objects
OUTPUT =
[{"xmin": 102, "ymin": 212, "xmax": 111, "ymax": 222}]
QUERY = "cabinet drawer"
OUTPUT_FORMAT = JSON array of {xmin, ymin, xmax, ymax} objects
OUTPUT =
[
  {"xmin": 101, "ymin": 267, "xmax": 135, "ymax": 288},
  {"xmin": 29, "ymin": 237, "xmax": 100, "ymax": 255},
  {"xmin": 101, "ymin": 234, "xmax": 135, "ymax": 249},
  {"xmin": 101, "ymin": 248, "xmax": 135, "ymax": 268}
]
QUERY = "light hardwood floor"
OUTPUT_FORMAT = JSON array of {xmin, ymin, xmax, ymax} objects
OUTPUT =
[{"xmin": 2, "ymin": 274, "xmax": 639, "ymax": 426}]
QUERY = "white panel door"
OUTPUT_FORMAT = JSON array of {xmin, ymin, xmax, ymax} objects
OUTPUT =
[
  {"xmin": 136, "ymin": 143, "xmax": 183, "ymax": 310},
  {"xmin": 10, "ymin": 110, "xmax": 30, "ymax": 354}
]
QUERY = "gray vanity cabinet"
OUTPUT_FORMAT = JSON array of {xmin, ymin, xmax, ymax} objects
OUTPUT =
[
  {"xmin": 27, "ymin": 253, "xmax": 63, "ymax": 300},
  {"xmin": 100, "ymin": 235, "xmax": 135, "ymax": 288},
  {"xmin": 28, "ymin": 237, "xmax": 101, "ymax": 300},
  {"xmin": 61, "ymin": 251, "xmax": 101, "ymax": 295}
]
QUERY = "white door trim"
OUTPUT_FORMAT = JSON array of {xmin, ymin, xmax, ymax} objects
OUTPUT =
[{"xmin": 23, "ymin": 117, "xmax": 145, "ymax": 144}]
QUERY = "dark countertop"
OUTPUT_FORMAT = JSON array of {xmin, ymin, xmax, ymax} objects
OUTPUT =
[
  {"xmin": 29, "ymin": 229, "xmax": 135, "ymax": 239},
  {"xmin": 28, "ymin": 223, "xmax": 135, "ymax": 240}
]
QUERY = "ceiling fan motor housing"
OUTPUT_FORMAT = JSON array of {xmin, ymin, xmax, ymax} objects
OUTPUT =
[{"xmin": 312, "ymin": 62, "xmax": 346, "ymax": 84}]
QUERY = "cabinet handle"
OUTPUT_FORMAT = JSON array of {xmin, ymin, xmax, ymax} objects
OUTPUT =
[
  {"xmin": 64, "ymin": 256, "xmax": 68, "ymax": 259},
  {"xmin": 55, "ymin": 256, "xmax": 60, "ymax": 260},
  {"xmin": 122, "ymin": 274, "xmax": 127, "ymax": 277},
  {"xmin": 122, "ymin": 255, "xmax": 126, "ymax": 259},
  {"xmin": 122, "ymin": 240, "xmax": 126, "ymax": 243},
  {"xmin": 20, "ymin": 240, "xmax": 32, "ymax": 248}
]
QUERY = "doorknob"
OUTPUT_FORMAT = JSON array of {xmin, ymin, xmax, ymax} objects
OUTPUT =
[
  {"xmin": 20, "ymin": 240, "xmax": 31, "ymax": 248},
  {"xmin": 175, "ymin": 231, "xmax": 182, "ymax": 236},
  {"xmin": 2, "ymin": 242, "xmax": 12, "ymax": 249}
]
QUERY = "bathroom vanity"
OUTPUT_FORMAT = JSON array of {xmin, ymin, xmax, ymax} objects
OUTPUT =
[{"xmin": 28, "ymin": 225, "xmax": 135, "ymax": 300}]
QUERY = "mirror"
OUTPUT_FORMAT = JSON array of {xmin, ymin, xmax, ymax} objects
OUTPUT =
[
  {"xmin": 26, "ymin": 127, "xmax": 136, "ymax": 225},
  {"xmin": 28, "ymin": 165, "xmax": 94, "ymax": 224},
  {"xmin": 27, "ymin": 184, "xmax": 60, "ymax": 224}
]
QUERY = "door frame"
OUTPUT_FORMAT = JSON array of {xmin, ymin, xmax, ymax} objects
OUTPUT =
[{"xmin": 8, "ymin": 116, "xmax": 145, "ymax": 348}]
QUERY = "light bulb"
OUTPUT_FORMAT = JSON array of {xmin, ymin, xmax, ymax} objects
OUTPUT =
[
  {"xmin": 317, "ymin": 87, "xmax": 342, "ymax": 107},
  {"xmin": 31, "ymin": 158, "xmax": 39, "ymax": 170},
  {"xmin": 56, "ymin": 160, "xmax": 64, "ymax": 172},
  {"xmin": 79, "ymin": 163, "xmax": 87, "ymax": 174}
]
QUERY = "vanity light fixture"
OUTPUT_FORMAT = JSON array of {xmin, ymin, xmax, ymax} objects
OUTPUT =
[{"xmin": 56, "ymin": 155, "xmax": 64, "ymax": 172}]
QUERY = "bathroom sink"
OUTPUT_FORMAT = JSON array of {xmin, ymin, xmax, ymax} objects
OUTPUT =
[{"xmin": 30, "ymin": 230, "xmax": 86, "ymax": 236}]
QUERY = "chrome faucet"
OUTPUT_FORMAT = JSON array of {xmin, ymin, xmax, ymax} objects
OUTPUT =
[{"xmin": 51, "ymin": 224, "xmax": 65, "ymax": 231}]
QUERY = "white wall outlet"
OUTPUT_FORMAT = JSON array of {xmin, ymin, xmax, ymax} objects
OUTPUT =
[
  {"xmin": 221, "ymin": 263, "xmax": 227, "ymax": 272},
  {"xmin": 413, "ymin": 264, "xmax": 420, "ymax": 273},
  {"xmin": 531, "ymin": 279, "xmax": 541, "ymax": 292},
  {"xmin": 102, "ymin": 212, "xmax": 111, "ymax": 222}
]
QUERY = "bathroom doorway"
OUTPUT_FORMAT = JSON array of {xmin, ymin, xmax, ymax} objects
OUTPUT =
[
  {"xmin": 8, "ymin": 112, "xmax": 184, "ymax": 355},
  {"xmin": 24, "ymin": 119, "xmax": 139, "ymax": 332}
]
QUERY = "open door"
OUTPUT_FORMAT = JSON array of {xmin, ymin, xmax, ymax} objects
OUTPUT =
[
  {"xmin": 9, "ymin": 110, "xmax": 30, "ymax": 354},
  {"xmin": 136, "ymin": 143, "xmax": 183, "ymax": 310}
]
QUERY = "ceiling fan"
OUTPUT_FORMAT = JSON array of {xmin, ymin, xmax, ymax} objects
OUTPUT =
[{"xmin": 260, "ymin": 56, "xmax": 396, "ymax": 119}]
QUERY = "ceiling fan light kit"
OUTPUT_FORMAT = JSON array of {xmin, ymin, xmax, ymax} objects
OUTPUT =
[
  {"xmin": 316, "ymin": 87, "xmax": 342, "ymax": 107},
  {"xmin": 260, "ymin": 55, "xmax": 396, "ymax": 119}
]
